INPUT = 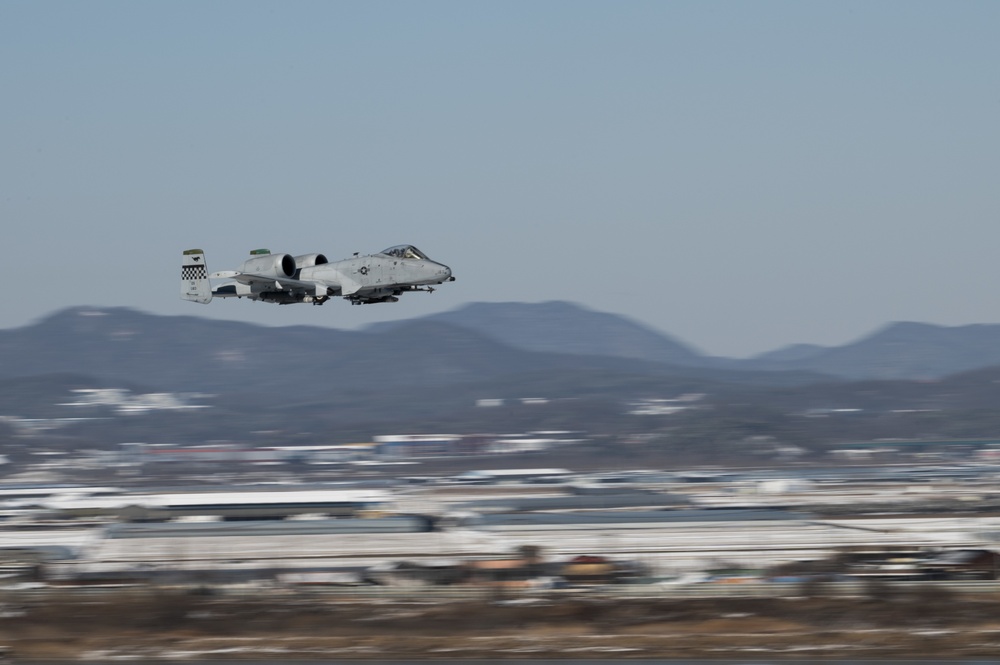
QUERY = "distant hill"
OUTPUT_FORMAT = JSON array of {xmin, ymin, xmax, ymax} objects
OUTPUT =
[
  {"xmin": 4, "ymin": 306, "xmax": 999, "ymax": 392},
  {"xmin": 368, "ymin": 301, "xmax": 709, "ymax": 367},
  {"xmin": 0, "ymin": 308, "xmax": 546, "ymax": 396},
  {"xmin": 2, "ymin": 304, "xmax": 998, "ymax": 415},
  {"xmin": 0, "ymin": 306, "xmax": 822, "ymax": 400},
  {"xmin": 750, "ymin": 343, "xmax": 829, "ymax": 364},
  {"xmin": 0, "ymin": 373, "xmax": 143, "ymax": 418},
  {"xmin": 4, "ymin": 305, "xmax": 1000, "ymax": 450},
  {"xmin": 740, "ymin": 321, "xmax": 1000, "ymax": 380},
  {"xmin": 0, "ymin": 306, "xmax": 831, "ymax": 446},
  {"xmin": 368, "ymin": 302, "xmax": 1000, "ymax": 381}
]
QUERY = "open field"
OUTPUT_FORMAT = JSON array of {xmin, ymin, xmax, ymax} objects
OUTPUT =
[{"xmin": 5, "ymin": 586, "xmax": 1000, "ymax": 660}]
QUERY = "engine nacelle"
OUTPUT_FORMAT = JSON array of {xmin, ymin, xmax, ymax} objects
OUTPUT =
[
  {"xmin": 239, "ymin": 253, "xmax": 296, "ymax": 279},
  {"xmin": 293, "ymin": 253, "xmax": 328, "ymax": 269}
]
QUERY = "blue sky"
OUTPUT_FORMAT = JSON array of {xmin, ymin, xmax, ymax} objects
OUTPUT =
[{"xmin": 2, "ymin": 1, "xmax": 998, "ymax": 357}]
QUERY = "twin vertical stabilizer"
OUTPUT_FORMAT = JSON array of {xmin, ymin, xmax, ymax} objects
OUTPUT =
[{"xmin": 181, "ymin": 249, "xmax": 212, "ymax": 304}]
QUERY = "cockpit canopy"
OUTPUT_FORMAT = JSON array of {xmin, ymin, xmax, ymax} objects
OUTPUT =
[{"xmin": 380, "ymin": 245, "xmax": 430, "ymax": 260}]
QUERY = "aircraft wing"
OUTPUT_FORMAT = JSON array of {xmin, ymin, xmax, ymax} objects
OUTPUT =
[
  {"xmin": 211, "ymin": 271, "xmax": 309, "ymax": 292},
  {"xmin": 339, "ymin": 273, "xmax": 364, "ymax": 296}
]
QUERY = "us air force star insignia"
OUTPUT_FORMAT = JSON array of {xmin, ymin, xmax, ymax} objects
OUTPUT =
[{"xmin": 359, "ymin": 266, "xmax": 369, "ymax": 275}]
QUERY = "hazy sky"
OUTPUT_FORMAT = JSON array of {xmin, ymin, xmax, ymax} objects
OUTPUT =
[{"xmin": 2, "ymin": 1, "xmax": 998, "ymax": 357}]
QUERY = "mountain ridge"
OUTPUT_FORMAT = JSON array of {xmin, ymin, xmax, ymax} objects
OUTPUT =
[
  {"xmin": 0, "ymin": 306, "xmax": 826, "ymax": 398},
  {"xmin": 4, "ymin": 304, "xmax": 1000, "ymax": 448},
  {"xmin": 8, "ymin": 303, "xmax": 1000, "ymax": 383},
  {"xmin": 739, "ymin": 320, "xmax": 1000, "ymax": 379},
  {"xmin": 367, "ymin": 301, "xmax": 1000, "ymax": 380}
]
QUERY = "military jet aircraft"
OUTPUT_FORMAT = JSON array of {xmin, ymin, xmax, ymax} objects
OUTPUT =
[{"xmin": 181, "ymin": 245, "xmax": 454, "ymax": 306}]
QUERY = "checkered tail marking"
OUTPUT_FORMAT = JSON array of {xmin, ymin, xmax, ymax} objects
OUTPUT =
[{"xmin": 182, "ymin": 264, "xmax": 208, "ymax": 281}]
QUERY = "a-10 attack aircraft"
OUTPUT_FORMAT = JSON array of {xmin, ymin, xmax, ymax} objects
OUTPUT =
[{"xmin": 181, "ymin": 245, "xmax": 454, "ymax": 306}]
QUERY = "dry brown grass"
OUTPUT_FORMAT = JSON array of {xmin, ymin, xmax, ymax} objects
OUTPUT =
[{"xmin": 3, "ymin": 587, "xmax": 1000, "ymax": 659}]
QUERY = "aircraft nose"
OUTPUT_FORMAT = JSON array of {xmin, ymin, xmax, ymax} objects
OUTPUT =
[{"xmin": 437, "ymin": 263, "xmax": 452, "ymax": 281}]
